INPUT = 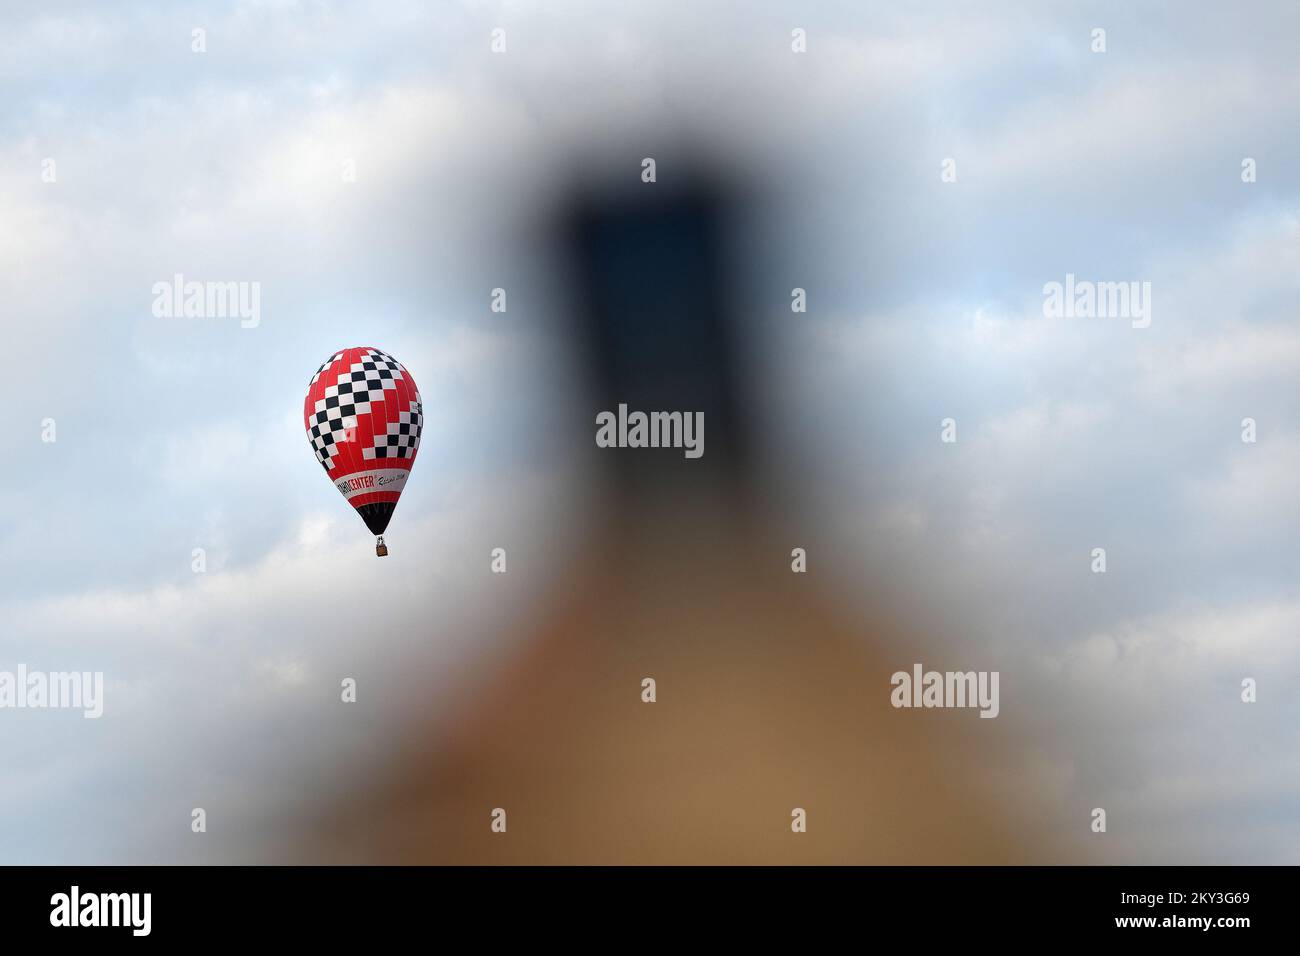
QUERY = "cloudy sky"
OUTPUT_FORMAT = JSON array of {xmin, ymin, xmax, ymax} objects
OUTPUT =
[{"xmin": 1, "ymin": 0, "xmax": 1298, "ymax": 863}]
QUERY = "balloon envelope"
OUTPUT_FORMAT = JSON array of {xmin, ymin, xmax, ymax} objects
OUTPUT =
[{"xmin": 304, "ymin": 347, "xmax": 422, "ymax": 536}]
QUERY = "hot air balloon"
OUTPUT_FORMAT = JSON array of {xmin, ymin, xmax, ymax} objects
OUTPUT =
[{"xmin": 304, "ymin": 347, "xmax": 422, "ymax": 556}]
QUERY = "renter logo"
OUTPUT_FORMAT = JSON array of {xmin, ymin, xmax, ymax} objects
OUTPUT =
[{"xmin": 333, "ymin": 469, "xmax": 408, "ymax": 500}]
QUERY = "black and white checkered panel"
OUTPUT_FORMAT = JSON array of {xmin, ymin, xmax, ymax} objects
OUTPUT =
[
  {"xmin": 309, "ymin": 351, "xmax": 344, "ymax": 387},
  {"xmin": 308, "ymin": 401, "xmax": 358, "ymax": 472},
  {"xmin": 364, "ymin": 402, "xmax": 423, "ymax": 461},
  {"xmin": 309, "ymin": 350, "xmax": 416, "ymax": 471},
  {"xmin": 329, "ymin": 349, "xmax": 407, "ymax": 411},
  {"xmin": 366, "ymin": 348, "xmax": 403, "ymax": 373}
]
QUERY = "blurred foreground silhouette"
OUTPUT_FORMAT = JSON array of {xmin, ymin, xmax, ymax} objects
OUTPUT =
[{"xmin": 289, "ymin": 170, "xmax": 1069, "ymax": 864}]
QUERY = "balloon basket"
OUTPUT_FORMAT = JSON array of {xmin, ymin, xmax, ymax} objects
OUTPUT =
[{"xmin": 375, "ymin": 536, "xmax": 388, "ymax": 558}]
